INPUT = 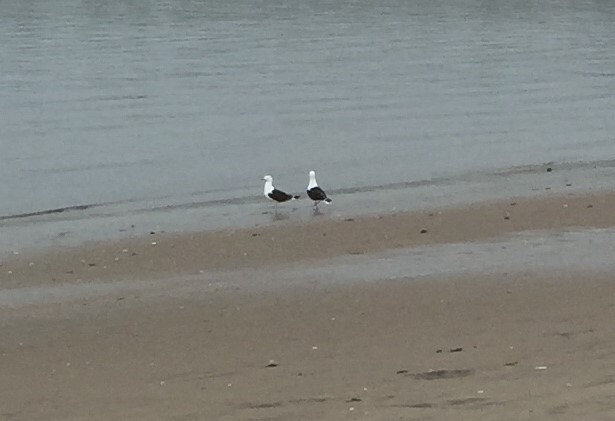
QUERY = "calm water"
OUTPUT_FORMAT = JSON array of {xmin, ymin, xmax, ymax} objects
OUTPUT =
[{"xmin": 1, "ymin": 0, "xmax": 615, "ymax": 250}]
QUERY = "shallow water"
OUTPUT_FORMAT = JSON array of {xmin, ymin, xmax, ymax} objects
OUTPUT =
[
  {"xmin": 1, "ymin": 0, "xmax": 615, "ymax": 251},
  {"xmin": 3, "ymin": 148, "xmax": 615, "ymax": 255}
]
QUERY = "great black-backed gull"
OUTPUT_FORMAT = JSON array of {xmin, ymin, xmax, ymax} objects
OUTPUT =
[
  {"xmin": 307, "ymin": 170, "xmax": 332, "ymax": 208},
  {"xmin": 263, "ymin": 175, "xmax": 299, "ymax": 210}
]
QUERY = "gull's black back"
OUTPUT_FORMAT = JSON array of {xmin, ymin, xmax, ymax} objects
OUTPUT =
[
  {"xmin": 269, "ymin": 189, "xmax": 293, "ymax": 203},
  {"xmin": 307, "ymin": 186, "xmax": 327, "ymax": 201}
]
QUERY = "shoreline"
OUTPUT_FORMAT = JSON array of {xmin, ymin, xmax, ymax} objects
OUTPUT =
[
  {"xmin": 2, "ymin": 188, "xmax": 615, "ymax": 289},
  {"xmin": 3, "ymin": 157, "xmax": 615, "ymax": 257}
]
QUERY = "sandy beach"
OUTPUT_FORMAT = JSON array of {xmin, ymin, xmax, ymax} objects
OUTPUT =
[
  {"xmin": 2, "ymin": 190, "xmax": 615, "ymax": 420},
  {"xmin": 3, "ymin": 1, "xmax": 615, "ymax": 418}
]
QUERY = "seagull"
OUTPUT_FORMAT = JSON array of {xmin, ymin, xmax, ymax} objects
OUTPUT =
[
  {"xmin": 307, "ymin": 170, "xmax": 332, "ymax": 208},
  {"xmin": 263, "ymin": 175, "xmax": 300, "ymax": 211}
]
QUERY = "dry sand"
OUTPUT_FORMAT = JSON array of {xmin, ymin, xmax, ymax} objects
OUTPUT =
[
  {"xmin": 2, "ymin": 272, "xmax": 615, "ymax": 420},
  {"xmin": 2, "ymin": 190, "xmax": 615, "ymax": 420}
]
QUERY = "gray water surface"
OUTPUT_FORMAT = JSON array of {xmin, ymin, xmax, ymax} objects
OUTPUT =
[{"xmin": 1, "ymin": 0, "xmax": 615, "ymax": 249}]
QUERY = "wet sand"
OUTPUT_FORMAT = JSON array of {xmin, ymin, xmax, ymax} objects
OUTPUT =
[
  {"xmin": 3, "ymin": 189, "xmax": 615, "ymax": 288},
  {"xmin": 2, "ymin": 190, "xmax": 615, "ymax": 420}
]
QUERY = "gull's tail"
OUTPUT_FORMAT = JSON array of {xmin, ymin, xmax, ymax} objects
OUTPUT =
[
  {"xmin": 293, "ymin": 195, "xmax": 300, "ymax": 200},
  {"xmin": 324, "ymin": 198, "xmax": 332, "ymax": 204}
]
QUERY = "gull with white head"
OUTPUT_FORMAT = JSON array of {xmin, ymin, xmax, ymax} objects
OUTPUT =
[
  {"xmin": 307, "ymin": 170, "xmax": 332, "ymax": 209},
  {"xmin": 263, "ymin": 175, "xmax": 300, "ymax": 212}
]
